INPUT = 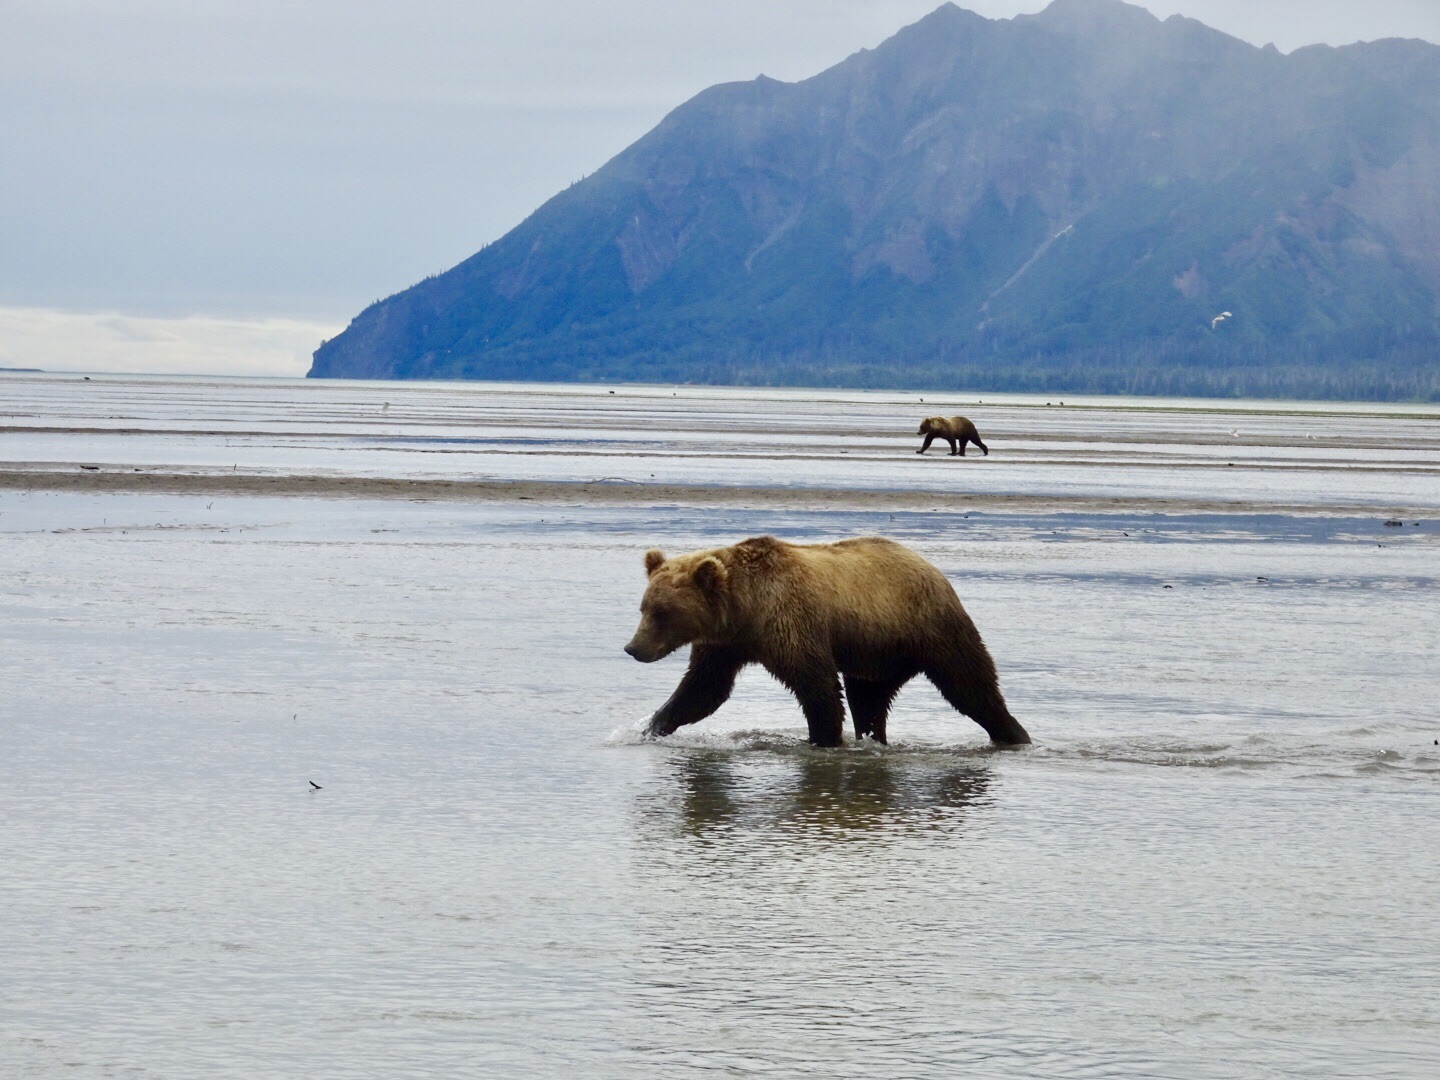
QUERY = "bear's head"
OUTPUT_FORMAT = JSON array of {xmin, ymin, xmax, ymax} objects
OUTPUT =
[
  {"xmin": 624, "ymin": 548, "xmax": 729, "ymax": 663},
  {"xmin": 918, "ymin": 416, "xmax": 942, "ymax": 435}
]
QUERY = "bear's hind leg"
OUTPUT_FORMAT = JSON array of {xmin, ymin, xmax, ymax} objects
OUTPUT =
[
  {"xmin": 924, "ymin": 657, "xmax": 1030, "ymax": 746},
  {"xmin": 947, "ymin": 437, "xmax": 960, "ymax": 456},
  {"xmin": 843, "ymin": 673, "xmax": 908, "ymax": 744}
]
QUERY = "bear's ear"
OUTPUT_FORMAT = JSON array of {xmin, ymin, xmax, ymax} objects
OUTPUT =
[
  {"xmin": 644, "ymin": 549, "xmax": 666, "ymax": 577},
  {"xmin": 692, "ymin": 555, "xmax": 728, "ymax": 594}
]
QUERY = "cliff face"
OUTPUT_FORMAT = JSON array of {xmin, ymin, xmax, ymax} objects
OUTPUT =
[{"xmin": 310, "ymin": 0, "xmax": 1440, "ymax": 398}]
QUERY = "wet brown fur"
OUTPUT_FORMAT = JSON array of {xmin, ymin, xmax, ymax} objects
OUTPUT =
[
  {"xmin": 917, "ymin": 415, "xmax": 988, "ymax": 456},
  {"xmin": 624, "ymin": 536, "xmax": 1029, "ymax": 748}
]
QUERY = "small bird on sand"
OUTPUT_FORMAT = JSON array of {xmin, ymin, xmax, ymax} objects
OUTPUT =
[{"xmin": 309, "ymin": 780, "xmax": 322, "ymax": 790}]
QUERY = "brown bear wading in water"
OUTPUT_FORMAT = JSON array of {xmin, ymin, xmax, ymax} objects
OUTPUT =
[
  {"xmin": 917, "ymin": 415, "xmax": 988, "ymax": 456},
  {"xmin": 624, "ymin": 536, "xmax": 1029, "ymax": 748}
]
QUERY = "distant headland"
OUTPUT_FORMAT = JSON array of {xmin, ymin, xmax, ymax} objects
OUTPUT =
[{"xmin": 310, "ymin": 0, "xmax": 1440, "ymax": 401}]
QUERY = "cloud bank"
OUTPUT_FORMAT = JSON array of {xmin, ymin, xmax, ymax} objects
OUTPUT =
[{"xmin": 0, "ymin": 308, "xmax": 340, "ymax": 377}]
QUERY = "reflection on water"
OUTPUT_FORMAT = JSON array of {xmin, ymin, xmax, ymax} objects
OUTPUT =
[
  {"xmin": 658, "ymin": 749, "xmax": 994, "ymax": 840},
  {"xmin": 622, "ymin": 749, "xmax": 1010, "ymax": 1078}
]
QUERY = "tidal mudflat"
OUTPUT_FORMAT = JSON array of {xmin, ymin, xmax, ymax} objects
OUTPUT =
[{"xmin": 2, "ymin": 373, "xmax": 1438, "ymax": 1078}]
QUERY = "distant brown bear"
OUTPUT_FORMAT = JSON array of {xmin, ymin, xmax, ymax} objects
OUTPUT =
[
  {"xmin": 624, "ymin": 536, "xmax": 1029, "ymax": 747},
  {"xmin": 917, "ymin": 415, "xmax": 988, "ymax": 456}
]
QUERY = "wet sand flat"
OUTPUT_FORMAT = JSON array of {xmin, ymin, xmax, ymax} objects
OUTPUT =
[
  {"xmin": 3, "ymin": 371, "xmax": 1439, "ymax": 518},
  {"xmin": 4, "ymin": 464, "xmax": 1439, "ymax": 519}
]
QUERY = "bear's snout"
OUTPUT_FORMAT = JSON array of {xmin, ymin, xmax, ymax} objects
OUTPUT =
[{"xmin": 624, "ymin": 635, "xmax": 663, "ymax": 663}]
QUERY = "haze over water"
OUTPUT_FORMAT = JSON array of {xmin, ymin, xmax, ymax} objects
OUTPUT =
[{"xmin": 2, "ymin": 374, "xmax": 1438, "ymax": 1077}]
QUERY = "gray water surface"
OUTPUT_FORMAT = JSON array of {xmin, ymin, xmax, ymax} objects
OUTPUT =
[{"xmin": 2, "ymin": 379, "xmax": 1438, "ymax": 1078}]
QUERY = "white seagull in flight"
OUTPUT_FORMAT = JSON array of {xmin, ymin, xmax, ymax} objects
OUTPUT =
[{"xmin": 1211, "ymin": 311, "xmax": 1233, "ymax": 329}]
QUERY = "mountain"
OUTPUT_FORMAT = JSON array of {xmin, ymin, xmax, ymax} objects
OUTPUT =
[{"xmin": 309, "ymin": 0, "xmax": 1440, "ymax": 399}]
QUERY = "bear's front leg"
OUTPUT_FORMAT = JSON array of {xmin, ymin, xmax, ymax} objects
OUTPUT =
[
  {"xmin": 645, "ymin": 645, "xmax": 746, "ymax": 738},
  {"xmin": 947, "ymin": 437, "xmax": 960, "ymax": 456},
  {"xmin": 772, "ymin": 661, "xmax": 846, "ymax": 747},
  {"xmin": 798, "ymin": 682, "xmax": 846, "ymax": 746},
  {"xmin": 916, "ymin": 433, "xmax": 935, "ymax": 454}
]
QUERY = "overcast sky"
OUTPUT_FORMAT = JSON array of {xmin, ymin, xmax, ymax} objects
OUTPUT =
[{"xmin": 3, "ymin": 0, "xmax": 1439, "ymax": 373}]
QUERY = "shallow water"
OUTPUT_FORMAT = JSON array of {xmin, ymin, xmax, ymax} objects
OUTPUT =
[{"xmin": 2, "ymin": 378, "xmax": 1439, "ymax": 1077}]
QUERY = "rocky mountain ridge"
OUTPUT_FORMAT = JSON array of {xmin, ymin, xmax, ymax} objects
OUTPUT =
[{"xmin": 310, "ymin": 0, "xmax": 1440, "ymax": 399}]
